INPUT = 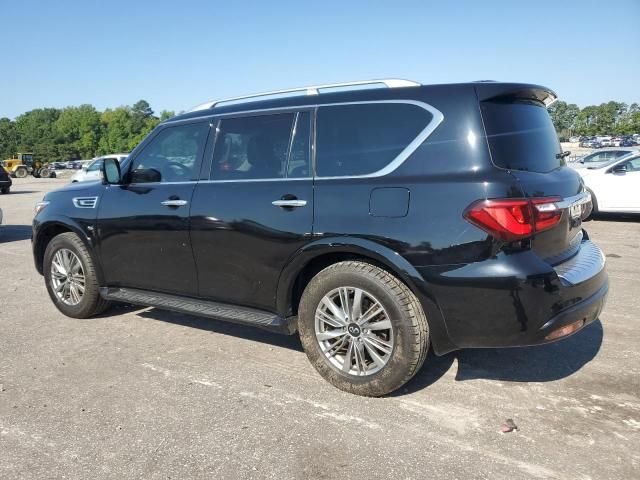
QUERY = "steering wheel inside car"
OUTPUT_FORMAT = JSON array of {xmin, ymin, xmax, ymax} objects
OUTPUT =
[{"xmin": 162, "ymin": 161, "xmax": 191, "ymax": 182}]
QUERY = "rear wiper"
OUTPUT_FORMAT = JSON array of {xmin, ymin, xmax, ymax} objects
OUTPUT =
[{"xmin": 556, "ymin": 151, "xmax": 571, "ymax": 159}]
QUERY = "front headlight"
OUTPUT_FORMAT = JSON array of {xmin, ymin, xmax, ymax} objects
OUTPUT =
[{"xmin": 34, "ymin": 201, "xmax": 50, "ymax": 215}]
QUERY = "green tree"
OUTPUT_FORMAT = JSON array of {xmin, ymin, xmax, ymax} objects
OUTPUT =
[
  {"xmin": 0, "ymin": 118, "xmax": 18, "ymax": 159},
  {"xmin": 548, "ymin": 101, "xmax": 580, "ymax": 138}
]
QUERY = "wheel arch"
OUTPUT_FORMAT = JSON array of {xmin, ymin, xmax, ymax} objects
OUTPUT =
[
  {"xmin": 277, "ymin": 237, "xmax": 457, "ymax": 355},
  {"xmin": 33, "ymin": 218, "xmax": 104, "ymax": 284}
]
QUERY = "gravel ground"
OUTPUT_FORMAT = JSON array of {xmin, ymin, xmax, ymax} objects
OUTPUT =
[{"xmin": 1, "ymin": 178, "xmax": 639, "ymax": 479}]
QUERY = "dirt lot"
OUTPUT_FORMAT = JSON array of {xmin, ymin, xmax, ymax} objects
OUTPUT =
[{"xmin": 1, "ymin": 178, "xmax": 639, "ymax": 479}]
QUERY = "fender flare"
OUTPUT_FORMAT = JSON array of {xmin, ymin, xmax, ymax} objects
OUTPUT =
[
  {"xmin": 33, "ymin": 216, "xmax": 103, "ymax": 284},
  {"xmin": 276, "ymin": 236, "xmax": 457, "ymax": 355}
]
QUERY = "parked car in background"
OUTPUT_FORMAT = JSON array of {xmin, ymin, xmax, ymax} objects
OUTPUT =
[
  {"xmin": 568, "ymin": 148, "xmax": 639, "ymax": 170},
  {"xmin": 53, "ymin": 162, "xmax": 67, "ymax": 170},
  {"xmin": 70, "ymin": 154, "xmax": 128, "ymax": 183},
  {"xmin": 620, "ymin": 137, "xmax": 638, "ymax": 147},
  {"xmin": 569, "ymin": 136, "xmax": 580, "ymax": 143},
  {"xmin": 599, "ymin": 137, "xmax": 613, "ymax": 147},
  {"xmin": 585, "ymin": 138, "xmax": 602, "ymax": 149},
  {"xmin": 0, "ymin": 164, "xmax": 12, "ymax": 193},
  {"xmin": 33, "ymin": 80, "xmax": 607, "ymax": 397},
  {"xmin": 579, "ymin": 137, "xmax": 593, "ymax": 147},
  {"xmin": 579, "ymin": 152, "xmax": 640, "ymax": 215}
]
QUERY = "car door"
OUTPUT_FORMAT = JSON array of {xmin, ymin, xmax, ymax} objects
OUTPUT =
[
  {"xmin": 96, "ymin": 119, "xmax": 212, "ymax": 295},
  {"xmin": 190, "ymin": 109, "xmax": 313, "ymax": 311},
  {"xmin": 593, "ymin": 157, "xmax": 640, "ymax": 211}
]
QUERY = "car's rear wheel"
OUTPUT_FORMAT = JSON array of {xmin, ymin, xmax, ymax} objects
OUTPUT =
[
  {"xmin": 0, "ymin": 187, "xmax": 9, "ymax": 194},
  {"xmin": 298, "ymin": 261, "xmax": 429, "ymax": 396},
  {"xmin": 585, "ymin": 188, "xmax": 598, "ymax": 220},
  {"xmin": 44, "ymin": 232, "xmax": 111, "ymax": 318}
]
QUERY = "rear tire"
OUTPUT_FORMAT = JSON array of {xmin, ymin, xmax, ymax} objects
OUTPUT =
[
  {"xmin": 585, "ymin": 189, "xmax": 598, "ymax": 220},
  {"xmin": 298, "ymin": 261, "xmax": 429, "ymax": 397},
  {"xmin": 0, "ymin": 187, "xmax": 9, "ymax": 194},
  {"xmin": 43, "ymin": 232, "xmax": 111, "ymax": 318}
]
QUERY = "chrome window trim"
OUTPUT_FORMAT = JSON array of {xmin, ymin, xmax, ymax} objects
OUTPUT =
[{"xmin": 193, "ymin": 99, "xmax": 443, "ymax": 183}]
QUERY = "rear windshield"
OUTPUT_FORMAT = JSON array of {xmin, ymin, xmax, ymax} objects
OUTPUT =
[{"xmin": 481, "ymin": 101, "xmax": 563, "ymax": 173}]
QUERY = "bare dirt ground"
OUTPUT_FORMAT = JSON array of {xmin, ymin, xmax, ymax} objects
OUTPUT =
[{"xmin": 1, "ymin": 178, "xmax": 639, "ymax": 479}]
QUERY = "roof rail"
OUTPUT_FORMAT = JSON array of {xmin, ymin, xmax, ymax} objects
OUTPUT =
[{"xmin": 189, "ymin": 79, "xmax": 421, "ymax": 112}]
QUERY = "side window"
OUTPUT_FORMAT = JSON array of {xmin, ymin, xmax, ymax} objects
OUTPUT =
[
  {"xmin": 87, "ymin": 159, "xmax": 103, "ymax": 172},
  {"xmin": 287, "ymin": 111, "xmax": 311, "ymax": 178},
  {"xmin": 129, "ymin": 122, "xmax": 209, "ymax": 183},
  {"xmin": 211, "ymin": 113, "xmax": 295, "ymax": 180},
  {"xmin": 316, "ymin": 103, "xmax": 432, "ymax": 177},
  {"xmin": 584, "ymin": 153, "xmax": 604, "ymax": 163},
  {"xmin": 627, "ymin": 158, "xmax": 640, "ymax": 171}
]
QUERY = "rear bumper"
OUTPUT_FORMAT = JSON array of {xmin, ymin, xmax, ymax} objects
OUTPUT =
[{"xmin": 417, "ymin": 239, "xmax": 608, "ymax": 351}]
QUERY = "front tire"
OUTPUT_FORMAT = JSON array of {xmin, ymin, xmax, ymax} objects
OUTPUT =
[
  {"xmin": 14, "ymin": 167, "xmax": 28, "ymax": 178},
  {"xmin": 43, "ymin": 232, "xmax": 111, "ymax": 318},
  {"xmin": 298, "ymin": 261, "xmax": 429, "ymax": 396}
]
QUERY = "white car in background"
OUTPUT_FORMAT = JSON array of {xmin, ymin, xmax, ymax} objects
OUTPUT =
[
  {"xmin": 70, "ymin": 154, "xmax": 128, "ymax": 183},
  {"xmin": 579, "ymin": 152, "xmax": 640, "ymax": 215},
  {"xmin": 569, "ymin": 148, "xmax": 639, "ymax": 170}
]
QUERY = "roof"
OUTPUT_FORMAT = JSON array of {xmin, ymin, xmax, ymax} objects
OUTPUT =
[{"xmin": 164, "ymin": 80, "xmax": 557, "ymax": 124}]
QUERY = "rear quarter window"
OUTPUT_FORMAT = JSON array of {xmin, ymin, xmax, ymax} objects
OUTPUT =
[
  {"xmin": 316, "ymin": 103, "xmax": 432, "ymax": 177},
  {"xmin": 481, "ymin": 101, "xmax": 563, "ymax": 173}
]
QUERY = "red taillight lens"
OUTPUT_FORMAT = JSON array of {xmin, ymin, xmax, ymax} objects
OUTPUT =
[{"xmin": 464, "ymin": 197, "xmax": 562, "ymax": 242}]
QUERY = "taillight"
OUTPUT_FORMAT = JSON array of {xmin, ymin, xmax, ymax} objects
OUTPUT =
[{"xmin": 464, "ymin": 197, "xmax": 562, "ymax": 242}]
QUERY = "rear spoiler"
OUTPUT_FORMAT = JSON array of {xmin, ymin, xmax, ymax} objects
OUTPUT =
[{"xmin": 474, "ymin": 82, "xmax": 558, "ymax": 107}]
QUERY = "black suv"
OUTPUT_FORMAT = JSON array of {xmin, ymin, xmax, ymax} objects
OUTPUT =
[{"xmin": 32, "ymin": 79, "xmax": 608, "ymax": 396}]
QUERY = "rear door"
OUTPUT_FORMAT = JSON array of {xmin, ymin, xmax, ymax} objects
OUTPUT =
[
  {"xmin": 190, "ymin": 109, "xmax": 313, "ymax": 311},
  {"xmin": 480, "ymin": 97, "xmax": 587, "ymax": 262}
]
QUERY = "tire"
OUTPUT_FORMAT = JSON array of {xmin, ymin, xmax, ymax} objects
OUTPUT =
[
  {"xmin": 585, "ymin": 189, "xmax": 598, "ymax": 220},
  {"xmin": 40, "ymin": 168, "xmax": 51, "ymax": 178},
  {"xmin": 298, "ymin": 261, "xmax": 429, "ymax": 397},
  {"xmin": 14, "ymin": 167, "xmax": 28, "ymax": 178},
  {"xmin": 0, "ymin": 187, "xmax": 9, "ymax": 194},
  {"xmin": 43, "ymin": 232, "xmax": 111, "ymax": 318}
]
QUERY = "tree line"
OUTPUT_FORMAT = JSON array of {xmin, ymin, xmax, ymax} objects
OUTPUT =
[
  {"xmin": 0, "ymin": 100, "xmax": 175, "ymax": 162},
  {"xmin": 2, "ymin": 98, "xmax": 639, "ymax": 162},
  {"xmin": 548, "ymin": 100, "xmax": 640, "ymax": 140}
]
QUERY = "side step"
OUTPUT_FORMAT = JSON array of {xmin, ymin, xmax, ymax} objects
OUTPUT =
[{"xmin": 100, "ymin": 287, "xmax": 296, "ymax": 334}]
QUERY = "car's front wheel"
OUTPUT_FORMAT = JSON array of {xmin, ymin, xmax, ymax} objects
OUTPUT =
[
  {"xmin": 43, "ymin": 232, "xmax": 111, "ymax": 318},
  {"xmin": 298, "ymin": 261, "xmax": 429, "ymax": 396}
]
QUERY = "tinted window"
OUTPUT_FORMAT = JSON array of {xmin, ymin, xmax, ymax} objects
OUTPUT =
[
  {"xmin": 130, "ymin": 122, "xmax": 209, "ymax": 183},
  {"xmin": 316, "ymin": 103, "xmax": 431, "ymax": 177},
  {"xmin": 481, "ymin": 101, "xmax": 562, "ymax": 173},
  {"xmin": 287, "ymin": 111, "xmax": 311, "ymax": 178},
  {"xmin": 211, "ymin": 113, "xmax": 295, "ymax": 180}
]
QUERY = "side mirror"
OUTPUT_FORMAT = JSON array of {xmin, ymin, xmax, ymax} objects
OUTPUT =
[
  {"xmin": 102, "ymin": 158, "xmax": 121, "ymax": 184},
  {"xmin": 611, "ymin": 164, "xmax": 627, "ymax": 174}
]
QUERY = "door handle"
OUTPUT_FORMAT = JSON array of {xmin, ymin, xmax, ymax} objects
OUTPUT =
[
  {"xmin": 272, "ymin": 199, "xmax": 307, "ymax": 208},
  {"xmin": 161, "ymin": 199, "xmax": 188, "ymax": 207}
]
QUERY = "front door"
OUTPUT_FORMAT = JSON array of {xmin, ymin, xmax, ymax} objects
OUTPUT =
[
  {"xmin": 96, "ymin": 120, "xmax": 211, "ymax": 296},
  {"xmin": 190, "ymin": 110, "xmax": 314, "ymax": 311}
]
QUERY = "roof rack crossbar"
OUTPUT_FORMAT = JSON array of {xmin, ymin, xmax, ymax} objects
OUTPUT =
[{"xmin": 190, "ymin": 79, "xmax": 421, "ymax": 112}]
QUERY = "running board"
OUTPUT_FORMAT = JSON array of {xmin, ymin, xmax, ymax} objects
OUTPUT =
[{"xmin": 100, "ymin": 287, "xmax": 296, "ymax": 334}]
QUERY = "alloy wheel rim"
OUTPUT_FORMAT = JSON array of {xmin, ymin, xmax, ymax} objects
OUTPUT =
[
  {"xmin": 314, "ymin": 287, "xmax": 394, "ymax": 376},
  {"xmin": 51, "ymin": 249, "xmax": 85, "ymax": 306}
]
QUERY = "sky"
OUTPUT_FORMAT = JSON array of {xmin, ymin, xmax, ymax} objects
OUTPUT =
[{"xmin": 1, "ymin": 0, "xmax": 639, "ymax": 119}]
